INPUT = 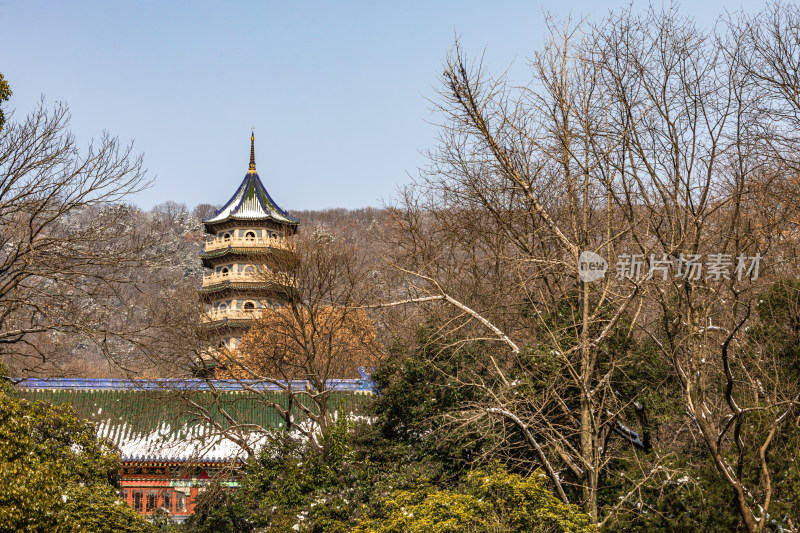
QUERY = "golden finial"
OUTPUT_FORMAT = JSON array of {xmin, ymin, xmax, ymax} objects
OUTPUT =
[{"xmin": 249, "ymin": 128, "xmax": 256, "ymax": 172}]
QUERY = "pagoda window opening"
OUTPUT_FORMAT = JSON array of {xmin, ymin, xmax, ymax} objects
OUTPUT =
[
  {"xmin": 146, "ymin": 490, "xmax": 157, "ymax": 512},
  {"xmin": 245, "ymin": 231, "xmax": 256, "ymax": 241},
  {"xmin": 222, "ymin": 232, "xmax": 231, "ymax": 241},
  {"xmin": 121, "ymin": 489, "xmax": 128, "ymax": 504},
  {"xmin": 243, "ymin": 301, "xmax": 256, "ymax": 310},
  {"xmin": 218, "ymin": 303, "xmax": 227, "ymax": 311},
  {"xmin": 221, "ymin": 267, "xmax": 230, "ymax": 275},
  {"xmin": 133, "ymin": 490, "xmax": 143, "ymax": 512}
]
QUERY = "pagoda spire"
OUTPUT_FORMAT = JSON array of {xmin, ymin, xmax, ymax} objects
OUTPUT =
[{"xmin": 249, "ymin": 129, "xmax": 256, "ymax": 172}]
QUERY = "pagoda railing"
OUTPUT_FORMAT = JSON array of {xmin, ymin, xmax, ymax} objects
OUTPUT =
[
  {"xmin": 202, "ymin": 270, "xmax": 294, "ymax": 287},
  {"xmin": 202, "ymin": 309, "xmax": 263, "ymax": 322},
  {"xmin": 204, "ymin": 236, "xmax": 294, "ymax": 253}
]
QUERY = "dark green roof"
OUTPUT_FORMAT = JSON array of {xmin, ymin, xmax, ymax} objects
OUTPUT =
[
  {"xmin": 199, "ymin": 247, "xmax": 275, "ymax": 259},
  {"xmin": 17, "ymin": 388, "xmax": 370, "ymax": 462},
  {"xmin": 199, "ymin": 281, "xmax": 284, "ymax": 294},
  {"xmin": 199, "ymin": 319, "xmax": 254, "ymax": 329}
]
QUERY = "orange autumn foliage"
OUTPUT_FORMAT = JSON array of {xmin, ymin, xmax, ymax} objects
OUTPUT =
[{"xmin": 228, "ymin": 306, "xmax": 382, "ymax": 380}]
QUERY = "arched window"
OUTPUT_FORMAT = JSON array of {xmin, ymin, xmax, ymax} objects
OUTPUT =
[
  {"xmin": 220, "ymin": 267, "xmax": 229, "ymax": 275},
  {"xmin": 218, "ymin": 303, "xmax": 227, "ymax": 311},
  {"xmin": 245, "ymin": 231, "xmax": 256, "ymax": 241},
  {"xmin": 222, "ymin": 232, "xmax": 231, "ymax": 241},
  {"xmin": 243, "ymin": 301, "xmax": 256, "ymax": 310}
]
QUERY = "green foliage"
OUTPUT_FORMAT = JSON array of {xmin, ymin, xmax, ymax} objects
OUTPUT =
[
  {"xmin": 599, "ymin": 280, "xmax": 800, "ymax": 531},
  {"xmin": 731, "ymin": 280, "xmax": 800, "ymax": 524},
  {"xmin": 0, "ymin": 72, "xmax": 10, "ymax": 133},
  {"xmin": 186, "ymin": 415, "xmax": 370, "ymax": 532},
  {"xmin": 748, "ymin": 279, "xmax": 800, "ymax": 375},
  {"xmin": 600, "ymin": 455, "xmax": 742, "ymax": 532},
  {"xmin": 0, "ymin": 387, "xmax": 155, "ymax": 532},
  {"xmin": 185, "ymin": 421, "xmax": 592, "ymax": 533},
  {"xmin": 61, "ymin": 484, "xmax": 160, "ymax": 533},
  {"xmin": 183, "ymin": 481, "xmax": 251, "ymax": 533},
  {"xmin": 185, "ymin": 293, "xmax": 800, "ymax": 531},
  {"xmin": 151, "ymin": 508, "xmax": 183, "ymax": 532},
  {"xmin": 185, "ymin": 407, "xmax": 491, "ymax": 533},
  {"xmin": 353, "ymin": 466, "xmax": 594, "ymax": 533},
  {"xmin": 370, "ymin": 330, "xmax": 498, "ymax": 477},
  {"xmin": 462, "ymin": 468, "xmax": 594, "ymax": 532},
  {"xmin": 359, "ymin": 487, "xmax": 485, "ymax": 533}
]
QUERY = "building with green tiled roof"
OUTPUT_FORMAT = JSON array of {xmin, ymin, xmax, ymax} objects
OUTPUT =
[{"xmin": 15, "ymin": 378, "xmax": 372, "ymax": 521}]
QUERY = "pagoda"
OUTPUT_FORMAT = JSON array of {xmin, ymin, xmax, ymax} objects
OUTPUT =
[{"xmin": 199, "ymin": 132, "xmax": 299, "ymax": 352}]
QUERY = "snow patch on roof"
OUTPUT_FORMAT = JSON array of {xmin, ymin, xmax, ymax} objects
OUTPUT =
[{"xmin": 96, "ymin": 418, "xmax": 272, "ymax": 462}]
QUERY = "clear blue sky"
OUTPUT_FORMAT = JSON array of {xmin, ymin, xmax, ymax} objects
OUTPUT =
[{"xmin": 1, "ymin": 1, "xmax": 751, "ymax": 212}]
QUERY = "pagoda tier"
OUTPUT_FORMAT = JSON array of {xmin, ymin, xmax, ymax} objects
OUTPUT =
[
  {"xmin": 201, "ymin": 313, "xmax": 259, "ymax": 330},
  {"xmin": 203, "ymin": 228, "xmax": 294, "ymax": 252}
]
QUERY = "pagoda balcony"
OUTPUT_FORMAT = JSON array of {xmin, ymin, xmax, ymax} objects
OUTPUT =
[
  {"xmin": 204, "ymin": 236, "xmax": 294, "ymax": 253},
  {"xmin": 202, "ymin": 309, "xmax": 262, "ymax": 322},
  {"xmin": 201, "ymin": 270, "xmax": 297, "ymax": 288}
]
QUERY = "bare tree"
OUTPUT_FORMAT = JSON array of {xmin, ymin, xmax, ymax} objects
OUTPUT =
[
  {"xmin": 592, "ymin": 7, "xmax": 800, "ymax": 530},
  {"xmin": 0, "ymin": 99, "xmax": 173, "ymax": 376},
  {"xmin": 380, "ymin": 7, "xmax": 800, "ymax": 529},
  {"xmin": 381, "ymin": 26, "xmax": 650, "ymax": 522}
]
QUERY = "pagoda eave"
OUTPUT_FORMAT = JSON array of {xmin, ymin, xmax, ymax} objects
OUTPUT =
[
  {"xmin": 199, "ymin": 281, "xmax": 284, "ymax": 292},
  {"xmin": 199, "ymin": 319, "xmax": 255, "ymax": 330},
  {"xmin": 203, "ymin": 215, "xmax": 299, "ymax": 235},
  {"xmin": 200, "ymin": 247, "xmax": 294, "ymax": 268},
  {"xmin": 199, "ymin": 283, "xmax": 293, "ymax": 301}
]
